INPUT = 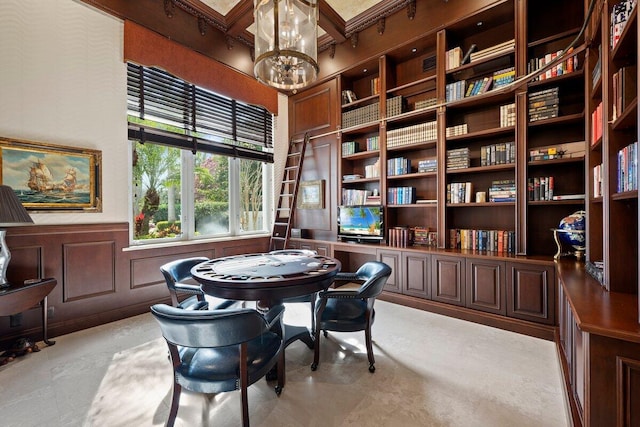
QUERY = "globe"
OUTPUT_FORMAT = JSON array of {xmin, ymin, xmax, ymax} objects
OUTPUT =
[{"xmin": 558, "ymin": 210, "xmax": 586, "ymax": 250}]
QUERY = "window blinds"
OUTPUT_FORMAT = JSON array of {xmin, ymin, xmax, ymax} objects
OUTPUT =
[{"xmin": 127, "ymin": 63, "xmax": 273, "ymax": 163}]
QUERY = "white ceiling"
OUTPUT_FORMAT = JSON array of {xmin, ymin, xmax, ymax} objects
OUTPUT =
[{"xmin": 199, "ymin": 0, "xmax": 383, "ymax": 21}]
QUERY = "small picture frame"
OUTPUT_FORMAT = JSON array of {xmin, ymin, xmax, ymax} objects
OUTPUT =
[{"xmin": 298, "ymin": 180, "xmax": 325, "ymax": 209}]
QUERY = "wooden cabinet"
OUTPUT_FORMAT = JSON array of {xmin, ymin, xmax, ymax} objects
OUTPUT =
[
  {"xmin": 465, "ymin": 258, "xmax": 506, "ymax": 315},
  {"xmin": 431, "ymin": 254, "xmax": 465, "ymax": 306},
  {"xmin": 377, "ymin": 249, "xmax": 402, "ymax": 293},
  {"xmin": 506, "ymin": 261, "xmax": 555, "ymax": 325},
  {"xmin": 402, "ymin": 251, "xmax": 431, "ymax": 299}
]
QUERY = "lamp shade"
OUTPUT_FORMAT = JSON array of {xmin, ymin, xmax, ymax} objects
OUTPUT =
[
  {"xmin": 0, "ymin": 185, "xmax": 33, "ymax": 224},
  {"xmin": 254, "ymin": 0, "xmax": 319, "ymax": 90}
]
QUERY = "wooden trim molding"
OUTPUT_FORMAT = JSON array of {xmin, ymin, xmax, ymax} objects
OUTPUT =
[{"xmin": 123, "ymin": 20, "xmax": 278, "ymax": 114}]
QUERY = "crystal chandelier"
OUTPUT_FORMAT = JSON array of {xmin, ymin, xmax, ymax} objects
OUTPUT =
[{"xmin": 254, "ymin": 0, "xmax": 319, "ymax": 90}]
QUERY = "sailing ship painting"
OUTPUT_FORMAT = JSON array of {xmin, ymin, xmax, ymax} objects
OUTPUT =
[{"xmin": 0, "ymin": 139, "xmax": 101, "ymax": 210}]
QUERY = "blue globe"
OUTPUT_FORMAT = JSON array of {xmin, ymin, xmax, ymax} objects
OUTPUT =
[{"xmin": 558, "ymin": 210, "xmax": 586, "ymax": 250}]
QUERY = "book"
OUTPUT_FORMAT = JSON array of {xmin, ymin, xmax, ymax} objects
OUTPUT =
[{"xmin": 552, "ymin": 194, "xmax": 586, "ymax": 200}]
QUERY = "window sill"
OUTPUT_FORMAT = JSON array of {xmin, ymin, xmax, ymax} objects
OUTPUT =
[{"xmin": 122, "ymin": 233, "xmax": 270, "ymax": 252}]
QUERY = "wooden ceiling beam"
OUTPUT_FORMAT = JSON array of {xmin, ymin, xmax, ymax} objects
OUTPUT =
[
  {"xmin": 226, "ymin": 0, "xmax": 255, "ymax": 37},
  {"xmin": 318, "ymin": 1, "xmax": 346, "ymax": 43}
]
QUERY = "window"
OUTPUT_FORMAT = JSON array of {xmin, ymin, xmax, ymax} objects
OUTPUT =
[{"xmin": 128, "ymin": 63, "xmax": 273, "ymax": 243}]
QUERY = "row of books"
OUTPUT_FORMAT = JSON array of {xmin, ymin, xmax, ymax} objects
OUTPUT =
[
  {"xmin": 611, "ymin": 0, "xmax": 637, "ymax": 51},
  {"xmin": 388, "ymin": 227, "xmax": 412, "ymax": 248},
  {"xmin": 364, "ymin": 159, "xmax": 380, "ymax": 178},
  {"xmin": 447, "ymin": 182, "xmax": 473, "ymax": 204},
  {"xmin": 592, "ymin": 45, "xmax": 602, "ymax": 89},
  {"xmin": 481, "ymin": 142, "xmax": 515, "ymax": 166},
  {"xmin": 492, "ymin": 67, "xmax": 516, "ymax": 89},
  {"xmin": 371, "ymin": 77, "xmax": 381, "ymax": 96},
  {"xmin": 528, "ymin": 87, "xmax": 559, "ymax": 122},
  {"xmin": 413, "ymin": 227, "xmax": 437, "ymax": 247},
  {"xmin": 488, "ymin": 180, "xmax": 516, "ymax": 202},
  {"xmin": 341, "ymin": 90, "xmax": 357, "ymax": 105},
  {"xmin": 387, "ymin": 120, "xmax": 437, "ymax": 148},
  {"xmin": 617, "ymin": 141, "xmax": 638, "ymax": 193},
  {"xmin": 527, "ymin": 47, "xmax": 579, "ymax": 81},
  {"xmin": 500, "ymin": 103, "xmax": 516, "ymax": 127},
  {"xmin": 470, "ymin": 39, "xmax": 515, "ymax": 62},
  {"xmin": 388, "ymin": 187, "xmax": 417, "ymax": 205},
  {"xmin": 415, "ymin": 98, "xmax": 437, "ymax": 110},
  {"xmin": 591, "ymin": 101, "xmax": 603, "ymax": 146},
  {"xmin": 529, "ymin": 146, "xmax": 562, "ymax": 161},
  {"xmin": 342, "ymin": 102, "xmax": 379, "ymax": 128},
  {"xmin": 527, "ymin": 176, "xmax": 555, "ymax": 201},
  {"xmin": 465, "ymin": 76, "xmax": 494, "ymax": 97},
  {"xmin": 387, "ymin": 157, "xmax": 411, "ymax": 176},
  {"xmin": 366, "ymin": 135, "xmax": 380, "ymax": 151},
  {"xmin": 446, "ymin": 80, "xmax": 466, "ymax": 102},
  {"xmin": 341, "ymin": 189, "xmax": 369, "ymax": 205},
  {"xmin": 449, "ymin": 228, "xmax": 516, "ymax": 253},
  {"xmin": 446, "ymin": 147, "xmax": 470, "ymax": 170},
  {"xmin": 342, "ymin": 141, "xmax": 359, "ymax": 156},
  {"xmin": 445, "ymin": 46, "xmax": 464, "ymax": 70},
  {"xmin": 612, "ymin": 65, "xmax": 637, "ymax": 122},
  {"xmin": 446, "ymin": 123, "xmax": 468, "ymax": 137},
  {"xmin": 593, "ymin": 163, "xmax": 603, "ymax": 198},
  {"xmin": 418, "ymin": 158, "xmax": 437, "ymax": 173}
]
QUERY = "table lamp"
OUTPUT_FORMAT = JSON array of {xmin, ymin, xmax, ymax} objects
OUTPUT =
[{"xmin": 0, "ymin": 185, "xmax": 33, "ymax": 287}]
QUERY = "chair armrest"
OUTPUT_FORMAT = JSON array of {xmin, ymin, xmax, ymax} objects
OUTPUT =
[
  {"xmin": 262, "ymin": 304, "xmax": 286, "ymax": 329},
  {"xmin": 174, "ymin": 283, "xmax": 204, "ymax": 295},
  {"xmin": 334, "ymin": 272, "xmax": 360, "ymax": 281}
]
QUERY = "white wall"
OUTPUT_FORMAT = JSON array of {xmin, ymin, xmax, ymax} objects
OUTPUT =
[{"xmin": 0, "ymin": 0, "xmax": 128, "ymax": 224}]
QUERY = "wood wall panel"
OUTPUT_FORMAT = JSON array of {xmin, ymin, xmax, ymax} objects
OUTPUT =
[
  {"xmin": 291, "ymin": 86, "xmax": 333, "ymax": 136},
  {"xmin": 6, "ymin": 246, "xmax": 43, "ymax": 283},
  {"xmin": 130, "ymin": 250, "xmax": 215, "ymax": 289},
  {"xmin": 1, "ymin": 223, "xmax": 270, "ymax": 345},
  {"xmin": 616, "ymin": 356, "xmax": 640, "ymax": 427}
]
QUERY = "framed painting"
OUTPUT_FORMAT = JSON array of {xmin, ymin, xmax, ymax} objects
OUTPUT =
[
  {"xmin": 0, "ymin": 137, "xmax": 102, "ymax": 211},
  {"xmin": 298, "ymin": 180, "xmax": 325, "ymax": 209}
]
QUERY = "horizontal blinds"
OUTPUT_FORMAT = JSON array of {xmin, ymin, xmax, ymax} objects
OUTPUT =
[{"xmin": 127, "ymin": 63, "xmax": 273, "ymax": 162}]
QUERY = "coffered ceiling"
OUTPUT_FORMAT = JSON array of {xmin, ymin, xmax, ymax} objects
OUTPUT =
[{"xmin": 164, "ymin": 0, "xmax": 417, "ymax": 50}]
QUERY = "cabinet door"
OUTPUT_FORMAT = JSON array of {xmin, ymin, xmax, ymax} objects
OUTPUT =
[
  {"xmin": 402, "ymin": 252, "xmax": 430, "ymax": 299},
  {"xmin": 506, "ymin": 262, "xmax": 555, "ymax": 324},
  {"xmin": 378, "ymin": 250, "xmax": 402, "ymax": 293},
  {"xmin": 465, "ymin": 258, "xmax": 505, "ymax": 315},
  {"xmin": 431, "ymin": 254, "xmax": 465, "ymax": 306}
]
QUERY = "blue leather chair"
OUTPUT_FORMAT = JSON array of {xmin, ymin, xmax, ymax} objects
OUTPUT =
[
  {"xmin": 151, "ymin": 303, "xmax": 286, "ymax": 427},
  {"xmin": 311, "ymin": 261, "xmax": 392, "ymax": 373},
  {"xmin": 160, "ymin": 257, "xmax": 238, "ymax": 310}
]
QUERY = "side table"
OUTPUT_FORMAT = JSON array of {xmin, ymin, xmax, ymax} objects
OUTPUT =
[{"xmin": 0, "ymin": 278, "xmax": 57, "ymax": 346}]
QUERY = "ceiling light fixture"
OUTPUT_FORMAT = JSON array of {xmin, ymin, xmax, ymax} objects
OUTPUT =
[{"xmin": 254, "ymin": 0, "xmax": 319, "ymax": 91}]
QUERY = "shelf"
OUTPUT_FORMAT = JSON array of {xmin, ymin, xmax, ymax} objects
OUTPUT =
[
  {"xmin": 528, "ymin": 112, "xmax": 584, "ymax": 127},
  {"xmin": 611, "ymin": 98, "xmax": 638, "ymax": 131},
  {"xmin": 528, "ymin": 156, "xmax": 585, "ymax": 167},
  {"xmin": 447, "ymin": 202, "xmax": 515, "ymax": 207},
  {"xmin": 388, "ymin": 171, "xmax": 437, "ymax": 180},
  {"xmin": 340, "ymin": 121, "xmax": 380, "ymax": 134},
  {"xmin": 342, "ymin": 177, "xmax": 380, "ymax": 185},
  {"xmin": 386, "ymin": 107, "xmax": 438, "ymax": 126},
  {"xmin": 590, "ymin": 136, "xmax": 602, "ymax": 150},
  {"xmin": 447, "ymin": 163, "xmax": 515, "ymax": 175},
  {"xmin": 388, "ymin": 203, "xmax": 437, "ymax": 208},
  {"xmin": 386, "ymin": 74, "xmax": 437, "ymax": 94},
  {"xmin": 447, "ymin": 48, "xmax": 515, "ymax": 75},
  {"xmin": 528, "ymin": 67, "xmax": 585, "ymax": 89},
  {"xmin": 446, "ymin": 87, "xmax": 515, "ymax": 109},
  {"xmin": 447, "ymin": 125, "xmax": 515, "ymax": 142},
  {"xmin": 341, "ymin": 94, "xmax": 379, "ymax": 110},
  {"xmin": 387, "ymin": 140, "xmax": 437, "ymax": 153},
  {"xmin": 528, "ymin": 27, "xmax": 582, "ymax": 48},
  {"xmin": 342, "ymin": 150, "xmax": 380, "ymax": 160},
  {"xmin": 611, "ymin": 190, "xmax": 638, "ymax": 201},
  {"xmin": 528, "ymin": 199, "xmax": 586, "ymax": 205}
]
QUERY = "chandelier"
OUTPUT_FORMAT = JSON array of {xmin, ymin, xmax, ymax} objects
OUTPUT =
[{"xmin": 254, "ymin": 0, "xmax": 319, "ymax": 90}]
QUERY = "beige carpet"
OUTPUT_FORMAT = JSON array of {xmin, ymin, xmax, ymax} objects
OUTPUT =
[{"xmin": 0, "ymin": 301, "xmax": 569, "ymax": 426}]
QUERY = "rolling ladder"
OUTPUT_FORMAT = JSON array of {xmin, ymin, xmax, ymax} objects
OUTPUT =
[{"xmin": 269, "ymin": 134, "xmax": 309, "ymax": 251}]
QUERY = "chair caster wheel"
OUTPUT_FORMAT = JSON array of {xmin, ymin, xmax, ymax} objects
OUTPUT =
[
  {"xmin": 368, "ymin": 364, "xmax": 375, "ymax": 373},
  {"xmin": 311, "ymin": 363, "xmax": 317, "ymax": 371},
  {"xmin": 275, "ymin": 386, "xmax": 282, "ymax": 396}
]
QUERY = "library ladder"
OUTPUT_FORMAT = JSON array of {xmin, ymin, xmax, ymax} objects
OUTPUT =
[{"xmin": 269, "ymin": 133, "xmax": 309, "ymax": 251}]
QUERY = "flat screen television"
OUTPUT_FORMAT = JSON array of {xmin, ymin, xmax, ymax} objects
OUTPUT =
[{"xmin": 337, "ymin": 205, "xmax": 384, "ymax": 243}]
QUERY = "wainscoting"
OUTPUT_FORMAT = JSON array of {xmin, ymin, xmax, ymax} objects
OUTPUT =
[{"xmin": 1, "ymin": 223, "xmax": 269, "ymax": 346}]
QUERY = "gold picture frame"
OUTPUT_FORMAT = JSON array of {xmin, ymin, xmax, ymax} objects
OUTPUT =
[
  {"xmin": 0, "ymin": 137, "xmax": 102, "ymax": 211},
  {"xmin": 298, "ymin": 180, "xmax": 325, "ymax": 209}
]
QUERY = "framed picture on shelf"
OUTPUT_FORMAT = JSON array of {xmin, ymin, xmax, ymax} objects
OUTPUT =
[
  {"xmin": 298, "ymin": 180, "xmax": 325, "ymax": 209},
  {"xmin": 0, "ymin": 137, "xmax": 102, "ymax": 211}
]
